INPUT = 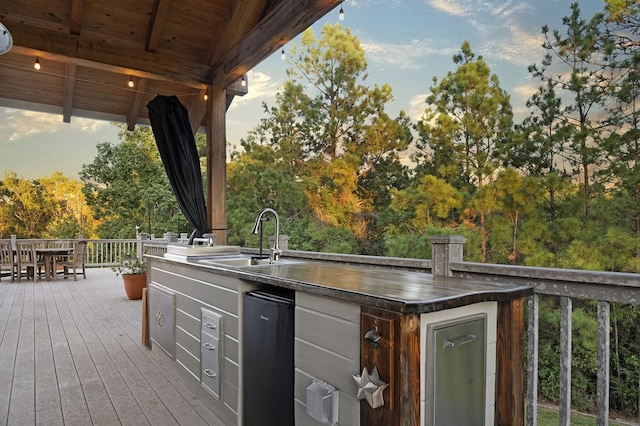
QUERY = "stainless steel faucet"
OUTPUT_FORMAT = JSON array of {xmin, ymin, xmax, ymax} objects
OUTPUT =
[{"xmin": 251, "ymin": 208, "xmax": 282, "ymax": 263}]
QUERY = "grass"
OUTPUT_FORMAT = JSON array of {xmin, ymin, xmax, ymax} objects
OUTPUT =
[{"xmin": 536, "ymin": 405, "xmax": 636, "ymax": 426}]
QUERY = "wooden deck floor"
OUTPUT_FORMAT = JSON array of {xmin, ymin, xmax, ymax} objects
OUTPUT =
[{"xmin": 0, "ymin": 269, "xmax": 226, "ymax": 426}]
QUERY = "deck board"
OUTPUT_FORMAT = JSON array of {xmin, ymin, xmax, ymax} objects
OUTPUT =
[{"xmin": 0, "ymin": 269, "xmax": 225, "ymax": 426}]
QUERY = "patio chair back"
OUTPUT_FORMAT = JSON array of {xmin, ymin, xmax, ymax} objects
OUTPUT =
[
  {"xmin": 15, "ymin": 240, "xmax": 40, "ymax": 282},
  {"xmin": 74, "ymin": 240, "xmax": 88, "ymax": 268},
  {"xmin": 57, "ymin": 240, "xmax": 88, "ymax": 280},
  {"xmin": 0, "ymin": 240, "xmax": 16, "ymax": 282}
]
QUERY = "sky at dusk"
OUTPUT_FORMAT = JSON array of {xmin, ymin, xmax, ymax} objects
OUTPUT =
[{"xmin": 0, "ymin": 0, "xmax": 603, "ymax": 179}]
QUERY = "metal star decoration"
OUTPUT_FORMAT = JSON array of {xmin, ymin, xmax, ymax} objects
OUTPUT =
[{"xmin": 352, "ymin": 366, "xmax": 388, "ymax": 409}]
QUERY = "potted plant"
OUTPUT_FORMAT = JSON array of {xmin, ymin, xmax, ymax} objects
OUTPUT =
[{"xmin": 112, "ymin": 254, "xmax": 147, "ymax": 300}]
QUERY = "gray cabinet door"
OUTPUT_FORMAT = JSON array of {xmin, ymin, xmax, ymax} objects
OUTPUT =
[{"xmin": 149, "ymin": 285, "xmax": 175, "ymax": 358}]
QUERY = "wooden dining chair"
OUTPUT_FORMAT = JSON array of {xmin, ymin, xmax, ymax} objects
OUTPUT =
[
  {"xmin": 15, "ymin": 240, "xmax": 45, "ymax": 282},
  {"xmin": 56, "ymin": 240, "xmax": 88, "ymax": 281},
  {"xmin": 0, "ymin": 240, "xmax": 16, "ymax": 282}
]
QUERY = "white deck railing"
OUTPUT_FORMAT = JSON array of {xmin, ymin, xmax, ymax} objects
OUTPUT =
[{"xmin": 13, "ymin": 238, "xmax": 172, "ymax": 267}]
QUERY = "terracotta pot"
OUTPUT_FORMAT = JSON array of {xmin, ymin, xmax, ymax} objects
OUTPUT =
[{"xmin": 122, "ymin": 274, "xmax": 147, "ymax": 300}]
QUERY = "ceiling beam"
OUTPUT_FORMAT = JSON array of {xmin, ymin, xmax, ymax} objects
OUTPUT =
[
  {"xmin": 69, "ymin": 0, "xmax": 85, "ymax": 35},
  {"xmin": 187, "ymin": 88, "xmax": 208, "ymax": 134},
  {"xmin": 206, "ymin": 0, "xmax": 264, "ymax": 65},
  {"xmin": 146, "ymin": 0, "xmax": 171, "ymax": 52},
  {"xmin": 62, "ymin": 63, "xmax": 77, "ymax": 123},
  {"xmin": 126, "ymin": 77, "xmax": 148, "ymax": 131},
  {"xmin": 209, "ymin": 0, "xmax": 341, "ymax": 88},
  {"xmin": 7, "ymin": 20, "xmax": 210, "ymax": 88}
]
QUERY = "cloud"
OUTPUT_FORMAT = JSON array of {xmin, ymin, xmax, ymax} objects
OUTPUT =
[
  {"xmin": 0, "ymin": 109, "xmax": 111, "ymax": 143},
  {"xmin": 408, "ymin": 93, "xmax": 429, "ymax": 122},
  {"xmin": 482, "ymin": 25, "xmax": 545, "ymax": 67},
  {"xmin": 424, "ymin": 0, "xmax": 465, "ymax": 15},
  {"xmin": 228, "ymin": 70, "xmax": 281, "ymax": 108},
  {"xmin": 511, "ymin": 81, "xmax": 538, "ymax": 119},
  {"xmin": 361, "ymin": 39, "xmax": 457, "ymax": 70},
  {"xmin": 421, "ymin": 0, "xmax": 544, "ymax": 68}
]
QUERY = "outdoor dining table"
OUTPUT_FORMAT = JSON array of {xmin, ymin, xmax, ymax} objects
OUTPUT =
[{"xmin": 36, "ymin": 247, "xmax": 74, "ymax": 281}]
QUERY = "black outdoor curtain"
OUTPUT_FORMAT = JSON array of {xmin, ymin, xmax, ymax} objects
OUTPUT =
[{"xmin": 147, "ymin": 95, "xmax": 208, "ymax": 243}]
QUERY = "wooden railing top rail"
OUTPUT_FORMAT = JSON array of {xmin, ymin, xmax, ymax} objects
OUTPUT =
[{"xmin": 449, "ymin": 261, "xmax": 640, "ymax": 304}]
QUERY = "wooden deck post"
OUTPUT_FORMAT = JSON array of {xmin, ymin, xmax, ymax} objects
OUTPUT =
[
  {"xmin": 429, "ymin": 235, "xmax": 466, "ymax": 277},
  {"xmin": 206, "ymin": 85, "xmax": 227, "ymax": 244}
]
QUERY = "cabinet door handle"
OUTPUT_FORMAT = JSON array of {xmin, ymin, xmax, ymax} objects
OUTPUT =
[
  {"xmin": 444, "ymin": 333, "xmax": 478, "ymax": 348},
  {"xmin": 203, "ymin": 369, "xmax": 217, "ymax": 378},
  {"xmin": 202, "ymin": 342, "xmax": 216, "ymax": 350},
  {"xmin": 204, "ymin": 322, "xmax": 217, "ymax": 329}
]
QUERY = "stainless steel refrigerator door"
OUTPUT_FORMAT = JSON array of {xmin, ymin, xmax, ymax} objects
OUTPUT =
[{"xmin": 427, "ymin": 315, "xmax": 486, "ymax": 426}]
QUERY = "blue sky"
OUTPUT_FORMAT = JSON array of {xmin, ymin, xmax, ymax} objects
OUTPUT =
[{"xmin": 0, "ymin": 0, "xmax": 603, "ymax": 179}]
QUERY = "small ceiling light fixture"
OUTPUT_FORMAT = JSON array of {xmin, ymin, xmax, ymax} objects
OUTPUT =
[
  {"xmin": 280, "ymin": 49, "xmax": 286, "ymax": 61},
  {"xmin": 34, "ymin": 57, "xmax": 41, "ymax": 70},
  {"xmin": 339, "ymin": 4, "xmax": 345, "ymax": 21},
  {"xmin": 128, "ymin": 76, "xmax": 134, "ymax": 88},
  {"xmin": 0, "ymin": 21, "xmax": 13, "ymax": 55},
  {"xmin": 204, "ymin": 93, "xmax": 208, "ymax": 101},
  {"xmin": 241, "ymin": 75, "xmax": 246, "ymax": 87}
]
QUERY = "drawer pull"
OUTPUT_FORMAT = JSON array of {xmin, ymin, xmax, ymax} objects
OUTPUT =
[
  {"xmin": 203, "ymin": 369, "xmax": 217, "ymax": 378},
  {"xmin": 202, "ymin": 342, "xmax": 216, "ymax": 350},
  {"xmin": 204, "ymin": 322, "xmax": 217, "ymax": 330}
]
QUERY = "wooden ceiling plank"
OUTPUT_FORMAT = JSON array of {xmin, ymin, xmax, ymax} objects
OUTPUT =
[
  {"xmin": 7, "ymin": 20, "xmax": 210, "ymax": 88},
  {"xmin": 126, "ymin": 77, "xmax": 148, "ymax": 131},
  {"xmin": 62, "ymin": 63, "xmax": 77, "ymax": 123},
  {"xmin": 146, "ymin": 0, "xmax": 171, "ymax": 52},
  {"xmin": 69, "ymin": 0, "xmax": 85, "ymax": 35},
  {"xmin": 209, "ymin": 0, "xmax": 342, "ymax": 88}
]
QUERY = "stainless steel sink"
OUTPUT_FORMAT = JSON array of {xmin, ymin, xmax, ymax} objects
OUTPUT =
[{"xmin": 197, "ymin": 255, "xmax": 301, "ymax": 267}]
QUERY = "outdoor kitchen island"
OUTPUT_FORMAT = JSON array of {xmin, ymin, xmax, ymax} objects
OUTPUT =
[{"xmin": 145, "ymin": 240, "xmax": 532, "ymax": 426}]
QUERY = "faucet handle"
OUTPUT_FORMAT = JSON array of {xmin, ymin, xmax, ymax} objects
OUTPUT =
[{"xmin": 270, "ymin": 247, "xmax": 283, "ymax": 263}]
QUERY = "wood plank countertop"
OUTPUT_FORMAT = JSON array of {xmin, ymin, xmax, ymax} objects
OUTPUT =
[{"xmin": 147, "ymin": 255, "xmax": 533, "ymax": 314}]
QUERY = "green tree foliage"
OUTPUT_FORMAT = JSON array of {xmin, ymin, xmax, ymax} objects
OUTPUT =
[
  {"xmin": 416, "ymin": 41, "xmax": 513, "ymax": 189},
  {"xmin": 80, "ymin": 125, "xmax": 191, "ymax": 238},
  {"xmin": 388, "ymin": 174, "xmax": 463, "ymax": 234},
  {"xmin": 527, "ymin": 3, "xmax": 610, "ymax": 217},
  {"xmin": 0, "ymin": 171, "xmax": 96, "ymax": 238},
  {"xmin": 40, "ymin": 172, "xmax": 98, "ymax": 238},
  {"xmin": 415, "ymin": 41, "xmax": 513, "ymax": 261},
  {"xmin": 235, "ymin": 23, "xmax": 411, "ymax": 253},
  {"xmin": 0, "ymin": 171, "xmax": 59, "ymax": 237}
]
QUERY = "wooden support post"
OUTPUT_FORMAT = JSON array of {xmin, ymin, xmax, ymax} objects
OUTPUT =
[
  {"xmin": 496, "ymin": 297, "xmax": 526, "ymax": 426},
  {"xmin": 206, "ymin": 85, "xmax": 227, "ymax": 244}
]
